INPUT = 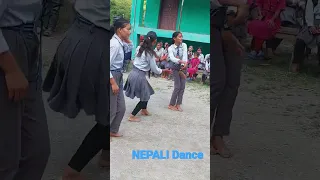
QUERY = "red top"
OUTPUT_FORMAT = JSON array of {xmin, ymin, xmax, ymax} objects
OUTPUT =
[{"xmin": 248, "ymin": 0, "xmax": 286, "ymax": 39}]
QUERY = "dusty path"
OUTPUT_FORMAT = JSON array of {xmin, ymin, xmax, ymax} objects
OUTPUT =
[
  {"xmin": 211, "ymin": 65, "xmax": 320, "ymax": 180},
  {"xmin": 110, "ymin": 74, "xmax": 210, "ymax": 180}
]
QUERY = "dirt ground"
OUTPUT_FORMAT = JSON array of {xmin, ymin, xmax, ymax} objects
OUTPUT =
[{"xmin": 211, "ymin": 46, "xmax": 320, "ymax": 179}]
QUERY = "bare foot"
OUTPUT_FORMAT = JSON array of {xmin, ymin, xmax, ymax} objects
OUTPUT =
[
  {"xmin": 98, "ymin": 150, "xmax": 110, "ymax": 168},
  {"xmin": 168, "ymin": 105, "xmax": 178, "ymax": 111},
  {"xmin": 141, "ymin": 109, "xmax": 151, "ymax": 116},
  {"xmin": 128, "ymin": 115, "xmax": 141, "ymax": 122},
  {"xmin": 211, "ymin": 136, "xmax": 232, "ymax": 158},
  {"xmin": 110, "ymin": 132, "xmax": 123, "ymax": 137},
  {"xmin": 291, "ymin": 63, "xmax": 299, "ymax": 73},
  {"xmin": 175, "ymin": 105, "xmax": 183, "ymax": 112},
  {"xmin": 62, "ymin": 166, "xmax": 86, "ymax": 180}
]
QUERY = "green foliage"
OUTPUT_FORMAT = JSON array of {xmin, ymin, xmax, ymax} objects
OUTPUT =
[{"xmin": 110, "ymin": 0, "xmax": 132, "ymax": 24}]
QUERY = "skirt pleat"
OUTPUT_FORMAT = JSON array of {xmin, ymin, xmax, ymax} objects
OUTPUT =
[
  {"xmin": 43, "ymin": 15, "xmax": 110, "ymax": 125},
  {"xmin": 124, "ymin": 66, "xmax": 154, "ymax": 102}
]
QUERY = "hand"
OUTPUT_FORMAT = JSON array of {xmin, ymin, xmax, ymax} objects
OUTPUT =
[
  {"xmin": 178, "ymin": 60, "xmax": 187, "ymax": 64},
  {"xmin": 111, "ymin": 83, "xmax": 119, "ymax": 95},
  {"xmin": 163, "ymin": 69, "xmax": 171, "ymax": 73},
  {"xmin": 309, "ymin": 26, "xmax": 318, "ymax": 34},
  {"xmin": 267, "ymin": 19, "xmax": 275, "ymax": 28},
  {"xmin": 5, "ymin": 69, "xmax": 29, "ymax": 102},
  {"xmin": 231, "ymin": 4, "xmax": 249, "ymax": 25}
]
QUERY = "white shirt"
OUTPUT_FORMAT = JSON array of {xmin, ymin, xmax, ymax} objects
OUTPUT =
[
  {"xmin": 133, "ymin": 46, "xmax": 162, "ymax": 74},
  {"xmin": 205, "ymin": 54, "xmax": 210, "ymax": 72},
  {"xmin": 168, "ymin": 43, "xmax": 188, "ymax": 63},
  {"xmin": 154, "ymin": 47, "xmax": 164, "ymax": 58},
  {"xmin": 110, "ymin": 34, "xmax": 124, "ymax": 78}
]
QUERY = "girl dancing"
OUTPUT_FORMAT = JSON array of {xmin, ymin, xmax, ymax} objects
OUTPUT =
[{"xmin": 124, "ymin": 31, "xmax": 171, "ymax": 121}]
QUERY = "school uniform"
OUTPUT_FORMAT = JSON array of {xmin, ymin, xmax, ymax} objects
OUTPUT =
[
  {"xmin": 0, "ymin": 1, "xmax": 50, "ymax": 179},
  {"xmin": 110, "ymin": 34, "xmax": 126, "ymax": 134},
  {"xmin": 153, "ymin": 47, "xmax": 164, "ymax": 76},
  {"xmin": 211, "ymin": 1, "xmax": 242, "ymax": 137},
  {"xmin": 154, "ymin": 47, "xmax": 164, "ymax": 66},
  {"xmin": 124, "ymin": 46, "xmax": 162, "ymax": 101},
  {"xmin": 202, "ymin": 54, "xmax": 210, "ymax": 82},
  {"xmin": 43, "ymin": 0, "xmax": 111, "ymax": 172},
  {"xmin": 168, "ymin": 42, "xmax": 188, "ymax": 106},
  {"xmin": 43, "ymin": 0, "xmax": 110, "ymax": 126}
]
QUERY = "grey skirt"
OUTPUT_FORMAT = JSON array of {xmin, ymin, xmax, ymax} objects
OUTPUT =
[
  {"xmin": 124, "ymin": 66, "xmax": 154, "ymax": 101},
  {"xmin": 43, "ymin": 14, "xmax": 110, "ymax": 126}
]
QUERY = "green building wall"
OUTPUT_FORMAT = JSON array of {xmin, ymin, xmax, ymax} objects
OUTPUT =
[
  {"xmin": 130, "ymin": 0, "xmax": 210, "ymax": 56},
  {"xmin": 144, "ymin": 0, "xmax": 209, "ymax": 35}
]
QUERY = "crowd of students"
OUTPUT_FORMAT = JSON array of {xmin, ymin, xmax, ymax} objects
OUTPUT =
[
  {"xmin": 137, "ymin": 40, "xmax": 211, "ymax": 84},
  {"xmin": 228, "ymin": 0, "xmax": 320, "ymax": 72}
]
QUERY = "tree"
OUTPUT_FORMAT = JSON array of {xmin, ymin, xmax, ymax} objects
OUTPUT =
[{"xmin": 110, "ymin": 0, "xmax": 132, "ymax": 24}]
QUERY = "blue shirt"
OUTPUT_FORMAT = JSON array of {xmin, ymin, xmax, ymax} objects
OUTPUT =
[{"xmin": 110, "ymin": 34, "xmax": 124, "ymax": 78}]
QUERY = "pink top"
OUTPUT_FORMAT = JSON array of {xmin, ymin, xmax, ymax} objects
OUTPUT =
[
  {"xmin": 190, "ymin": 58, "xmax": 200, "ymax": 68},
  {"xmin": 248, "ymin": 0, "xmax": 286, "ymax": 39}
]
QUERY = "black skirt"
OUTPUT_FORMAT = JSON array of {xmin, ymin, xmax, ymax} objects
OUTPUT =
[{"xmin": 43, "ymin": 14, "xmax": 110, "ymax": 126}]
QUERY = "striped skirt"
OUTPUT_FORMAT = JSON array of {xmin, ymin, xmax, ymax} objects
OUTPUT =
[
  {"xmin": 43, "ymin": 14, "xmax": 110, "ymax": 126},
  {"xmin": 124, "ymin": 66, "xmax": 154, "ymax": 101}
]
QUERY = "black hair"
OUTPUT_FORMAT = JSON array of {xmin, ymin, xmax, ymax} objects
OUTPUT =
[
  {"xmin": 137, "ymin": 31, "xmax": 158, "ymax": 57},
  {"xmin": 171, "ymin": 31, "xmax": 182, "ymax": 45},
  {"xmin": 113, "ymin": 18, "xmax": 130, "ymax": 34},
  {"xmin": 194, "ymin": 52, "xmax": 200, "ymax": 57}
]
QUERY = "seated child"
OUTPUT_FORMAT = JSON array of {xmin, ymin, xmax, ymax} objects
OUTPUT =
[
  {"xmin": 202, "ymin": 54, "xmax": 210, "ymax": 84},
  {"xmin": 187, "ymin": 52, "xmax": 200, "ymax": 80}
]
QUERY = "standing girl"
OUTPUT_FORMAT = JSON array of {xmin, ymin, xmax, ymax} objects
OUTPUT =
[
  {"xmin": 110, "ymin": 18, "xmax": 131, "ymax": 137},
  {"xmin": 124, "ymin": 31, "xmax": 171, "ymax": 121},
  {"xmin": 42, "ymin": 0, "xmax": 111, "ymax": 178},
  {"xmin": 168, "ymin": 32, "xmax": 188, "ymax": 112}
]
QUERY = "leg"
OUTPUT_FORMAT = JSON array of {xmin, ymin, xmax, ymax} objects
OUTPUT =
[
  {"xmin": 213, "ymin": 48, "xmax": 242, "ymax": 137},
  {"xmin": 271, "ymin": 38, "xmax": 283, "ymax": 52},
  {"xmin": 210, "ymin": 29, "xmax": 226, "ymax": 137},
  {"xmin": 110, "ymin": 90, "xmax": 126, "ymax": 136},
  {"xmin": 44, "ymin": 0, "xmax": 62, "ymax": 36},
  {"xmin": 14, "ymin": 81, "xmax": 51, "ymax": 180},
  {"xmin": 128, "ymin": 101, "xmax": 143, "ymax": 122},
  {"xmin": 0, "ymin": 30, "xmax": 50, "ymax": 180},
  {"xmin": 169, "ymin": 70, "xmax": 181, "ymax": 110},
  {"xmin": 212, "ymin": 42, "xmax": 242, "ymax": 158},
  {"xmin": 66, "ymin": 123, "xmax": 109, "ymax": 178},
  {"xmin": 292, "ymin": 39, "xmax": 306, "ymax": 72},
  {"xmin": 201, "ymin": 73, "xmax": 207, "ymax": 83},
  {"xmin": 141, "ymin": 101, "xmax": 150, "ymax": 115},
  {"xmin": 0, "ymin": 72, "xmax": 22, "ymax": 180},
  {"xmin": 176, "ymin": 75, "xmax": 186, "ymax": 111},
  {"xmin": 249, "ymin": 37, "xmax": 264, "ymax": 59}
]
